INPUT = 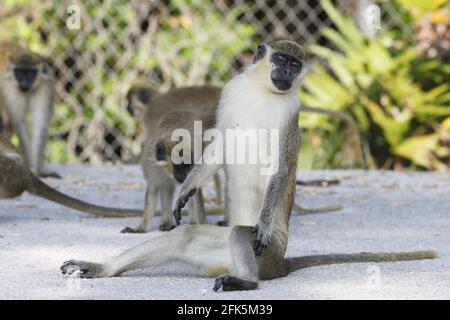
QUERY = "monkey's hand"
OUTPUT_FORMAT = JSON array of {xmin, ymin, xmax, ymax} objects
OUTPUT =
[
  {"xmin": 252, "ymin": 224, "xmax": 272, "ymax": 256},
  {"xmin": 173, "ymin": 188, "xmax": 197, "ymax": 225}
]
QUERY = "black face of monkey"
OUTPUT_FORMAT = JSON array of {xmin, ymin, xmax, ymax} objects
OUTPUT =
[
  {"xmin": 14, "ymin": 67, "xmax": 38, "ymax": 92},
  {"xmin": 155, "ymin": 142, "xmax": 166, "ymax": 161},
  {"xmin": 269, "ymin": 51, "xmax": 302, "ymax": 91}
]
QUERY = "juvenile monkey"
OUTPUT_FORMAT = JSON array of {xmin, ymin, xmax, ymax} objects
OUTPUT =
[
  {"xmin": 0, "ymin": 134, "xmax": 141, "ymax": 217},
  {"xmin": 0, "ymin": 41, "xmax": 57, "ymax": 178},
  {"xmin": 61, "ymin": 41, "xmax": 436, "ymax": 291},
  {"xmin": 126, "ymin": 85, "xmax": 220, "ymax": 139},
  {"xmin": 124, "ymin": 85, "xmax": 224, "ymax": 232},
  {"xmin": 127, "ymin": 84, "xmax": 223, "ymax": 204},
  {"xmin": 121, "ymin": 107, "xmax": 222, "ymax": 233}
]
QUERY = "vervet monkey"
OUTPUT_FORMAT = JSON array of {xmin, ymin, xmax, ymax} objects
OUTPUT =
[
  {"xmin": 126, "ymin": 85, "xmax": 223, "ymax": 206},
  {"xmin": 0, "ymin": 134, "xmax": 141, "ymax": 217},
  {"xmin": 61, "ymin": 41, "xmax": 436, "ymax": 291},
  {"xmin": 126, "ymin": 85, "xmax": 220, "ymax": 140},
  {"xmin": 125, "ymin": 85, "xmax": 224, "ymax": 232},
  {"xmin": 0, "ymin": 41, "xmax": 58, "ymax": 178},
  {"xmin": 121, "ymin": 108, "xmax": 223, "ymax": 233}
]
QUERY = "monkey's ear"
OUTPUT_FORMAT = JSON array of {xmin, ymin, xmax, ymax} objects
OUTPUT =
[
  {"xmin": 138, "ymin": 88, "xmax": 153, "ymax": 104},
  {"xmin": 43, "ymin": 56, "xmax": 59, "ymax": 78},
  {"xmin": 253, "ymin": 44, "xmax": 267, "ymax": 64}
]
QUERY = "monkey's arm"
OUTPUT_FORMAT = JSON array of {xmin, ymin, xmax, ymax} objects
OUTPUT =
[
  {"xmin": 173, "ymin": 162, "xmax": 222, "ymax": 224},
  {"xmin": 253, "ymin": 149, "xmax": 290, "ymax": 256},
  {"xmin": 30, "ymin": 85, "xmax": 54, "ymax": 176},
  {"xmin": 11, "ymin": 117, "xmax": 31, "ymax": 164},
  {"xmin": 173, "ymin": 140, "xmax": 223, "ymax": 224}
]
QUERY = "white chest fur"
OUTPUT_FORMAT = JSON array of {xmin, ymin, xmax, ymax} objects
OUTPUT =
[{"xmin": 217, "ymin": 74, "xmax": 299, "ymax": 226}]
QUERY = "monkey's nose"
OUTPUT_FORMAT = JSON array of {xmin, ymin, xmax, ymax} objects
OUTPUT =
[
  {"xmin": 155, "ymin": 142, "xmax": 166, "ymax": 161},
  {"xmin": 283, "ymin": 69, "xmax": 293, "ymax": 77}
]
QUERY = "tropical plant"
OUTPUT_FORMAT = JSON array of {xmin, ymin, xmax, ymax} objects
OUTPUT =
[
  {"xmin": 299, "ymin": 0, "xmax": 450, "ymax": 170},
  {"xmin": 0, "ymin": 0, "xmax": 254, "ymax": 163}
]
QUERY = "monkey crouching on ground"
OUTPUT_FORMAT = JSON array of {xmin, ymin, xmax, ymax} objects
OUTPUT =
[
  {"xmin": 61, "ymin": 40, "xmax": 436, "ymax": 291},
  {"xmin": 0, "ymin": 134, "xmax": 142, "ymax": 217},
  {"xmin": 0, "ymin": 40, "xmax": 58, "ymax": 178}
]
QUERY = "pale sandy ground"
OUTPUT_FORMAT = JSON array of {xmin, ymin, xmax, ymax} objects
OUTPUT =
[{"xmin": 0, "ymin": 164, "xmax": 449, "ymax": 299}]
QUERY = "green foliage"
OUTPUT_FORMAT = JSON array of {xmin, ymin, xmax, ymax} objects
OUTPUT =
[
  {"xmin": 299, "ymin": 0, "xmax": 450, "ymax": 170},
  {"xmin": 1, "ymin": 0, "xmax": 254, "ymax": 163}
]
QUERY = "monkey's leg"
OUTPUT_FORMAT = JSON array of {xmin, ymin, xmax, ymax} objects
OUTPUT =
[
  {"xmin": 121, "ymin": 186, "xmax": 157, "ymax": 233},
  {"xmin": 189, "ymin": 187, "xmax": 206, "ymax": 225},
  {"xmin": 213, "ymin": 174, "xmax": 222, "ymax": 206},
  {"xmin": 61, "ymin": 225, "xmax": 232, "ymax": 278},
  {"xmin": 31, "ymin": 88, "xmax": 58, "ymax": 178},
  {"xmin": 213, "ymin": 226, "xmax": 259, "ymax": 291},
  {"xmin": 159, "ymin": 184, "xmax": 176, "ymax": 231},
  {"xmin": 0, "ymin": 107, "xmax": 13, "ymax": 139}
]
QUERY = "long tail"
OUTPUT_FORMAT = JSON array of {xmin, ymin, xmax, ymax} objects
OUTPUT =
[
  {"xmin": 28, "ymin": 173, "xmax": 226, "ymax": 218},
  {"xmin": 28, "ymin": 173, "xmax": 141, "ymax": 217},
  {"xmin": 285, "ymin": 250, "xmax": 437, "ymax": 274},
  {"xmin": 293, "ymin": 202, "xmax": 343, "ymax": 215}
]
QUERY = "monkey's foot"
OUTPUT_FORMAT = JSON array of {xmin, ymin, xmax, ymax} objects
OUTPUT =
[
  {"xmin": 213, "ymin": 275, "xmax": 258, "ymax": 292},
  {"xmin": 159, "ymin": 223, "xmax": 176, "ymax": 232},
  {"xmin": 60, "ymin": 260, "xmax": 108, "ymax": 278},
  {"xmin": 120, "ymin": 226, "xmax": 146, "ymax": 234}
]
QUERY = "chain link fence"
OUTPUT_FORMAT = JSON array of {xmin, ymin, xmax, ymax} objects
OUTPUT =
[{"xmin": 1, "ymin": 0, "xmax": 411, "ymax": 164}]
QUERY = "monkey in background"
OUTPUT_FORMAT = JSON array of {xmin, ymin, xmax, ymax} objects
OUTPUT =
[
  {"xmin": 0, "ymin": 133, "xmax": 142, "ymax": 217},
  {"xmin": 0, "ymin": 40, "xmax": 59, "ymax": 178},
  {"xmin": 62, "ymin": 41, "xmax": 436, "ymax": 291},
  {"xmin": 125, "ymin": 85, "xmax": 224, "ymax": 228},
  {"xmin": 121, "ymin": 106, "xmax": 223, "ymax": 233}
]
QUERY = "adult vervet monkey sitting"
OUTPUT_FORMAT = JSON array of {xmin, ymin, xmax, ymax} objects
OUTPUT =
[
  {"xmin": 61, "ymin": 40, "xmax": 435, "ymax": 291},
  {"xmin": 126, "ymin": 83, "xmax": 344, "ymax": 223},
  {"xmin": 0, "ymin": 41, "xmax": 58, "ymax": 178}
]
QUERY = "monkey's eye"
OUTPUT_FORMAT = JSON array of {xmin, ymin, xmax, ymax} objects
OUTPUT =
[
  {"xmin": 277, "ymin": 55, "xmax": 288, "ymax": 63},
  {"xmin": 291, "ymin": 61, "xmax": 301, "ymax": 68}
]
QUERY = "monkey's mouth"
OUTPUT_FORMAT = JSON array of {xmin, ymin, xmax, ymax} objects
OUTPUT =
[
  {"xmin": 18, "ymin": 84, "xmax": 33, "ymax": 92},
  {"xmin": 271, "ymin": 79, "xmax": 291, "ymax": 91}
]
